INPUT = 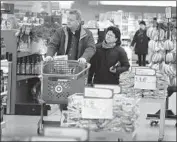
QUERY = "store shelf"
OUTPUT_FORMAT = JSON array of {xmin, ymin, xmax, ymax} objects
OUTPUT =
[
  {"xmin": 17, "ymin": 75, "xmax": 39, "ymax": 81},
  {"xmin": 0, "ymin": 121, "xmax": 6, "ymax": 129},
  {"xmin": 17, "ymin": 51, "xmax": 41, "ymax": 58},
  {"xmin": 1, "ymin": 91, "xmax": 7, "ymax": 97}
]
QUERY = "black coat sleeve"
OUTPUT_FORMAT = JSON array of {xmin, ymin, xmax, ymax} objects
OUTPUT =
[
  {"xmin": 116, "ymin": 48, "xmax": 130, "ymax": 75},
  {"xmin": 88, "ymin": 52, "xmax": 97, "ymax": 84},
  {"xmin": 46, "ymin": 28, "xmax": 62, "ymax": 56},
  {"xmin": 81, "ymin": 30, "xmax": 96, "ymax": 62},
  {"xmin": 131, "ymin": 31, "xmax": 138, "ymax": 47}
]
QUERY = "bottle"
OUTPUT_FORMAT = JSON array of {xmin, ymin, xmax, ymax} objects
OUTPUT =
[
  {"xmin": 31, "ymin": 56, "xmax": 36, "ymax": 75},
  {"xmin": 0, "ymin": 70, "xmax": 2, "ymax": 93},
  {"xmin": 4, "ymin": 75, "xmax": 8, "ymax": 92},
  {"xmin": 21, "ymin": 57, "xmax": 26, "ymax": 75},
  {"xmin": 0, "ymin": 70, "xmax": 4, "ymax": 93},
  {"xmin": 36, "ymin": 56, "xmax": 41, "ymax": 75},
  {"xmin": 17, "ymin": 58, "xmax": 21, "ymax": 75},
  {"xmin": 19, "ymin": 58, "xmax": 22, "ymax": 75},
  {"xmin": 1, "ymin": 38, "xmax": 6, "ymax": 60},
  {"xmin": 38, "ymin": 56, "xmax": 42, "ymax": 75},
  {"xmin": 26, "ymin": 56, "xmax": 31, "ymax": 75},
  {"xmin": 34, "ymin": 56, "xmax": 38, "ymax": 75}
]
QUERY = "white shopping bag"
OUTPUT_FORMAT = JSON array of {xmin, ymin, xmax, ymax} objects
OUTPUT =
[
  {"xmin": 123, "ymin": 46, "xmax": 132, "ymax": 67},
  {"xmin": 53, "ymin": 55, "xmax": 68, "ymax": 60}
]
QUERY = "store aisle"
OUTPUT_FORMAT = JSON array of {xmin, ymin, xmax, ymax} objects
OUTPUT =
[{"xmin": 2, "ymin": 101, "xmax": 176, "ymax": 141}]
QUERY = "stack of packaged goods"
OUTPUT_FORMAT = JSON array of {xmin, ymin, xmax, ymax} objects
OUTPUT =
[
  {"xmin": 119, "ymin": 71, "xmax": 140, "ymax": 98},
  {"xmin": 62, "ymin": 93, "xmax": 140, "ymax": 134},
  {"xmin": 106, "ymin": 94, "xmax": 140, "ymax": 133},
  {"xmin": 119, "ymin": 70, "xmax": 168, "ymax": 99}
]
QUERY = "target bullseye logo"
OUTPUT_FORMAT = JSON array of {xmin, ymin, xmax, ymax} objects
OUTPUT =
[{"xmin": 55, "ymin": 85, "xmax": 63, "ymax": 93}]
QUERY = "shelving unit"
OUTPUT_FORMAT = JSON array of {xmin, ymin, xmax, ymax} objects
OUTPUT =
[
  {"xmin": 1, "ymin": 30, "xmax": 50, "ymax": 116},
  {"xmin": 17, "ymin": 51, "xmax": 40, "ymax": 58},
  {"xmin": 17, "ymin": 75, "xmax": 39, "ymax": 81}
]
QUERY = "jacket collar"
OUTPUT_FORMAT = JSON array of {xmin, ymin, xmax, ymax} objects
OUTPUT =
[
  {"xmin": 64, "ymin": 25, "xmax": 87, "ymax": 40},
  {"xmin": 79, "ymin": 26, "xmax": 87, "ymax": 40}
]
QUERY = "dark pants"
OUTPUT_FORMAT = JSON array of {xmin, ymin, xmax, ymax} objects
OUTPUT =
[{"xmin": 138, "ymin": 54, "xmax": 146, "ymax": 66}]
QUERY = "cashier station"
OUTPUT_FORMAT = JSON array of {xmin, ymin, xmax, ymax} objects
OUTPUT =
[{"xmin": 147, "ymin": 86, "xmax": 177, "ymax": 126}]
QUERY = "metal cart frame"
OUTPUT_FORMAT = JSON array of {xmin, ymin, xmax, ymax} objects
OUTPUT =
[{"xmin": 37, "ymin": 60, "xmax": 90, "ymax": 135}]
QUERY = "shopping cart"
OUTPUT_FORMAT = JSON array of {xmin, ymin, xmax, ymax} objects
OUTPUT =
[{"xmin": 37, "ymin": 60, "xmax": 90, "ymax": 135}]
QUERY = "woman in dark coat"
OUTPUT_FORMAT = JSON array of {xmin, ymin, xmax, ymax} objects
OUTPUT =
[
  {"xmin": 131, "ymin": 20, "xmax": 150, "ymax": 66},
  {"xmin": 88, "ymin": 26, "xmax": 130, "ymax": 85}
]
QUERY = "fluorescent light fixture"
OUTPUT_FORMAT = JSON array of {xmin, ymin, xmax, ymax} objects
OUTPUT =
[
  {"xmin": 40, "ymin": 1, "xmax": 74, "ymax": 9},
  {"xmin": 58, "ymin": 1, "xmax": 74, "ymax": 9},
  {"xmin": 100, "ymin": 1, "xmax": 176, "ymax": 7}
]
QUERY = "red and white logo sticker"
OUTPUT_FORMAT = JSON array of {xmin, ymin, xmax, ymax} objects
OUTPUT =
[{"xmin": 55, "ymin": 85, "xmax": 63, "ymax": 93}]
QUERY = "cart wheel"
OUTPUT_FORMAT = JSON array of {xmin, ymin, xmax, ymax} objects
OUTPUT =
[
  {"xmin": 37, "ymin": 122, "xmax": 44, "ymax": 135},
  {"xmin": 158, "ymin": 138, "xmax": 163, "ymax": 141},
  {"xmin": 150, "ymin": 120, "xmax": 159, "ymax": 126},
  {"xmin": 118, "ymin": 138, "xmax": 123, "ymax": 141}
]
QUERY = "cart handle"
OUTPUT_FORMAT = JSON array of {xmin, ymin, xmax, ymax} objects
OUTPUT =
[{"xmin": 41, "ymin": 60, "xmax": 91, "ymax": 79}]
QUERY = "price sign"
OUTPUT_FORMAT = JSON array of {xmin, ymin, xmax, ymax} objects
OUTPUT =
[
  {"xmin": 136, "ymin": 68, "xmax": 156, "ymax": 76},
  {"xmin": 134, "ymin": 68, "xmax": 156, "ymax": 90},
  {"xmin": 165, "ymin": 6, "xmax": 172, "ymax": 18},
  {"xmin": 82, "ymin": 88, "xmax": 113, "ymax": 119},
  {"xmin": 84, "ymin": 87, "xmax": 113, "ymax": 98},
  {"xmin": 82, "ymin": 98, "xmax": 113, "ymax": 119},
  {"xmin": 94, "ymin": 84, "xmax": 121, "ymax": 94}
]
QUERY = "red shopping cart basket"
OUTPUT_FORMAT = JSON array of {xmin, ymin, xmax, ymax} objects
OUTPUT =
[{"xmin": 41, "ymin": 60, "xmax": 90, "ymax": 104}]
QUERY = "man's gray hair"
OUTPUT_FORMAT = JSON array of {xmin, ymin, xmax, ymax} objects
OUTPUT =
[{"xmin": 69, "ymin": 9, "xmax": 82, "ymax": 21}]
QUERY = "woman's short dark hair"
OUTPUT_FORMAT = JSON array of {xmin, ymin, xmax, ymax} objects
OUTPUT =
[{"xmin": 105, "ymin": 26, "xmax": 121, "ymax": 46}]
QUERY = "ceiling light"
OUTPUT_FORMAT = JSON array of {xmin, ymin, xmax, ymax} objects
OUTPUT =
[{"xmin": 100, "ymin": 1, "xmax": 176, "ymax": 7}]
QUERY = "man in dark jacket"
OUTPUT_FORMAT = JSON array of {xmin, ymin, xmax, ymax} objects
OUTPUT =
[
  {"xmin": 88, "ymin": 26, "xmax": 130, "ymax": 85},
  {"xmin": 131, "ymin": 20, "xmax": 150, "ymax": 66},
  {"xmin": 45, "ymin": 9, "xmax": 96, "ymax": 63},
  {"xmin": 45, "ymin": 9, "xmax": 96, "ymax": 111}
]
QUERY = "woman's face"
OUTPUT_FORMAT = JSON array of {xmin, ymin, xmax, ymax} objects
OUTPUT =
[
  {"xmin": 140, "ymin": 24, "xmax": 146, "ymax": 30},
  {"xmin": 105, "ymin": 30, "xmax": 117, "ymax": 44}
]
